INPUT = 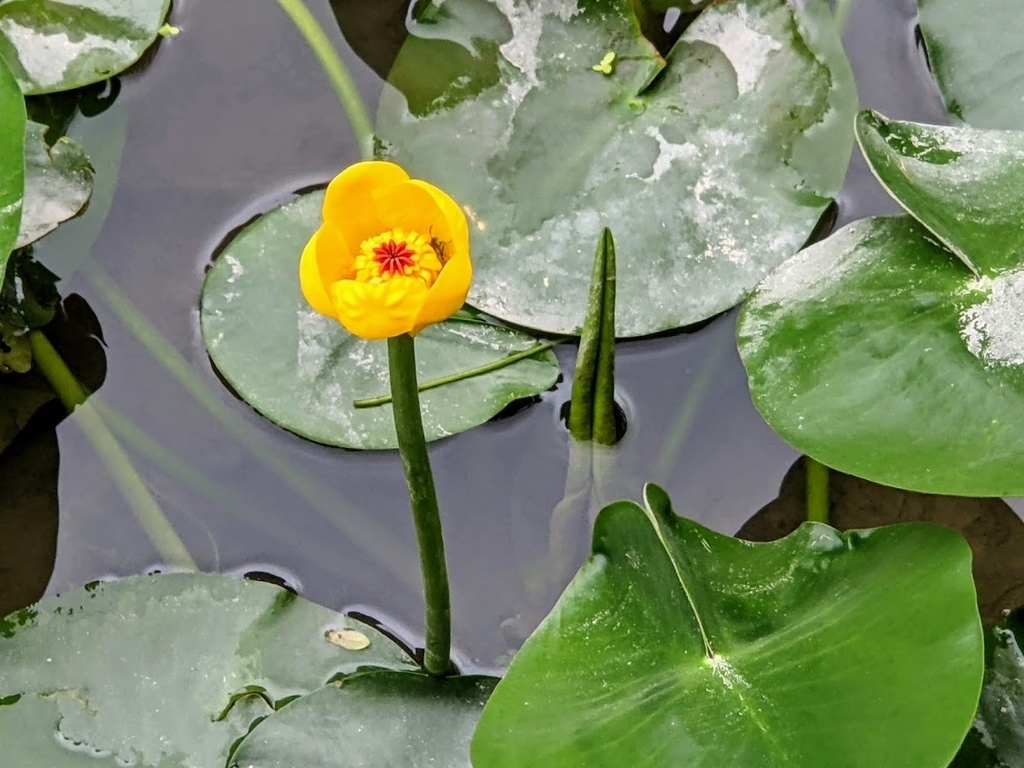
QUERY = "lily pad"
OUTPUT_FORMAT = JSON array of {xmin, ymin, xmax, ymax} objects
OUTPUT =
[
  {"xmin": 200, "ymin": 190, "xmax": 560, "ymax": 451},
  {"xmin": 376, "ymin": 0, "xmax": 856, "ymax": 336},
  {"xmin": 738, "ymin": 214, "xmax": 1024, "ymax": 496},
  {"xmin": 0, "ymin": 0, "xmax": 172, "ymax": 95},
  {"xmin": 0, "ymin": 573, "xmax": 416, "ymax": 768},
  {"xmin": 232, "ymin": 670, "xmax": 497, "ymax": 767},
  {"xmin": 918, "ymin": 0, "xmax": 1024, "ymax": 128},
  {"xmin": 0, "ymin": 50, "xmax": 24, "ymax": 286},
  {"xmin": 855, "ymin": 111, "xmax": 1024, "ymax": 277},
  {"xmin": 471, "ymin": 484, "xmax": 982, "ymax": 767},
  {"xmin": 16, "ymin": 121, "xmax": 93, "ymax": 248},
  {"xmin": 951, "ymin": 609, "xmax": 1024, "ymax": 768}
]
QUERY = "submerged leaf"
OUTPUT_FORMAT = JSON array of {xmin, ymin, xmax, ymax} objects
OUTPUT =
[
  {"xmin": 377, "ymin": 0, "xmax": 856, "ymax": 335},
  {"xmin": 472, "ymin": 484, "xmax": 982, "ymax": 767}
]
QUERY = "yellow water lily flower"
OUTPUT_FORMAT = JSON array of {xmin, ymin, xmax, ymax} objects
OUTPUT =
[{"xmin": 300, "ymin": 161, "xmax": 472, "ymax": 340}]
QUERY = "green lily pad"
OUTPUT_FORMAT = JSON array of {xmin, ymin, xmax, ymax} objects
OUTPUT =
[
  {"xmin": 0, "ymin": 0, "xmax": 171, "ymax": 95},
  {"xmin": 232, "ymin": 670, "xmax": 497, "ymax": 767},
  {"xmin": 951, "ymin": 609, "xmax": 1024, "ymax": 768},
  {"xmin": 199, "ymin": 190, "xmax": 560, "ymax": 451},
  {"xmin": 738, "ymin": 214, "xmax": 1024, "ymax": 496},
  {"xmin": 0, "ymin": 50, "xmax": 24, "ymax": 286},
  {"xmin": 376, "ymin": 0, "xmax": 856, "ymax": 336},
  {"xmin": 855, "ymin": 111, "xmax": 1024, "ymax": 277},
  {"xmin": 918, "ymin": 0, "xmax": 1024, "ymax": 128},
  {"xmin": 471, "ymin": 484, "xmax": 982, "ymax": 767},
  {"xmin": 0, "ymin": 573, "xmax": 415, "ymax": 768},
  {"xmin": 16, "ymin": 121, "xmax": 93, "ymax": 248}
]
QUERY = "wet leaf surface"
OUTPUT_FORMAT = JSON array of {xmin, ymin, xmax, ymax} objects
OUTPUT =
[
  {"xmin": 0, "ymin": 0, "xmax": 171, "ymax": 95},
  {"xmin": 200, "ymin": 190, "xmax": 560, "ymax": 450},
  {"xmin": 0, "ymin": 574, "xmax": 416, "ymax": 768},
  {"xmin": 472, "ymin": 484, "xmax": 982, "ymax": 767},
  {"xmin": 918, "ymin": 0, "xmax": 1024, "ymax": 128},
  {"xmin": 232, "ymin": 670, "xmax": 497, "ymax": 767},
  {"xmin": 377, "ymin": 0, "xmax": 856, "ymax": 336}
]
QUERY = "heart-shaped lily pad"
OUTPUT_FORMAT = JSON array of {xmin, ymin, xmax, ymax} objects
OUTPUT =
[
  {"xmin": 0, "ymin": 0, "xmax": 171, "ymax": 94},
  {"xmin": 0, "ymin": 573, "xmax": 415, "ymax": 768},
  {"xmin": 232, "ymin": 670, "xmax": 497, "ymax": 767},
  {"xmin": 200, "ymin": 189, "xmax": 560, "ymax": 451},
  {"xmin": 0, "ymin": 50, "xmax": 24, "ymax": 285},
  {"xmin": 856, "ymin": 111, "xmax": 1024, "ymax": 277},
  {"xmin": 918, "ymin": 0, "xmax": 1024, "ymax": 129},
  {"xmin": 375, "ymin": 0, "xmax": 856, "ymax": 336},
  {"xmin": 471, "ymin": 484, "xmax": 982, "ymax": 767},
  {"xmin": 16, "ymin": 121, "xmax": 93, "ymax": 248}
]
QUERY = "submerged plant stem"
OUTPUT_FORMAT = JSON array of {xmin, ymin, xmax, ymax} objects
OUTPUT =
[
  {"xmin": 834, "ymin": 0, "xmax": 855, "ymax": 33},
  {"xmin": 27, "ymin": 330, "xmax": 197, "ymax": 571},
  {"xmin": 273, "ymin": 0, "xmax": 374, "ymax": 158},
  {"xmin": 353, "ymin": 337, "xmax": 568, "ymax": 409},
  {"xmin": 806, "ymin": 457, "xmax": 830, "ymax": 524},
  {"xmin": 387, "ymin": 333, "xmax": 452, "ymax": 677}
]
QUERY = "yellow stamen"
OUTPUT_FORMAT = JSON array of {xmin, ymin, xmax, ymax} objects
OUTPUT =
[{"xmin": 354, "ymin": 228, "xmax": 443, "ymax": 286}]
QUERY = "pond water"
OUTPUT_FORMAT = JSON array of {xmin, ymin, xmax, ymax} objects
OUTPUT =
[{"xmin": 11, "ymin": 0, "xmax": 1015, "ymax": 671}]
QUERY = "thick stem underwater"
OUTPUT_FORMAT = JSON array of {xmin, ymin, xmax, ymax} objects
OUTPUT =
[{"xmin": 387, "ymin": 333, "xmax": 452, "ymax": 677}]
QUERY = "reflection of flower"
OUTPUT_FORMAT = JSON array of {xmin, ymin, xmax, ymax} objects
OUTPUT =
[{"xmin": 300, "ymin": 161, "xmax": 471, "ymax": 340}]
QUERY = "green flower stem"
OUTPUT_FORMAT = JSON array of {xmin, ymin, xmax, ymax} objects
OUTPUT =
[
  {"xmin": 273, "ymin": 0, "xmax": 374, "ymax": 159},
  {"xmin": 387, "ymin": 333, "xmax": 452, "ymax": 677},
  {"xmin": 353, "ymin": 336, "xmax": 569, "ymax": 409},
  {"xmin": 27, "ymin": 329, "xmax": 197, "ymax": 571},
  {"xmin": 806, "ymin": 457, "xmax": 830, "ymax": 524}
]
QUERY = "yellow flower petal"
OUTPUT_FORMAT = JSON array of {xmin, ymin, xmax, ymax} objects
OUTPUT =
[
  {"xmin": 372, "ymin": 180, "xmax": 451, "ymax": 248},
  {"xmin": 299, "ymin": 225, "xmax": 354, "ymax": 318},
  {"xmin": 323, "ymin": 161, "xmax": 409, "ymax": 250},
  {"xmin": 406, "ymin": 179, "xmax": 470, "ymax": 265},
  {"xmin": 332, "ymin": 277, "xmax": 428, "ymax": 341}
]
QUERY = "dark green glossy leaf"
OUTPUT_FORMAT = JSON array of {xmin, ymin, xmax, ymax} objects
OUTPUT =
[
  {"xmin": 0, "ymin": 249, "xmax": 59, "ymax": 374},
  {"xmin": 17, "ymin": 121, "xmax": 93, "ymax": 248},
  {"xmin": 0, "ymin": 574, "xmax": 415, "ymax": 768},
  {"xmin": 918, "ymin": 0, "xmax": 1024, "ymax": 128},
  {"xmin": 0, "ymin": 0, "xmax": 171, "ymax": 95},
  {"xmin": 377, "ymin": 0, "xmax": 856, "ymax": 336},
  {"xmin": 0, "ymin": 49, "xmax": 24, "ymax": 286},
  {"xmin": 472, "ymin": 484, "xmax": 983, "ymax": 767},
  {"xmin": 738, "ymin": 215, "xmax": 1024, "ymax": 496},
  {"xmin": 232, "ymin": 670, "xmax": 497, "ymax": 767},
  {"xmin": 951, "ymin": 610, "xmax": 1024, "ymax": 768},
  {"xmin": 856, "ymin": 111, "xmax": 1024, "ymax": 277},
  {"xmin": 200, "ymin": 190, "xmax": 560, "ymax": 451}
]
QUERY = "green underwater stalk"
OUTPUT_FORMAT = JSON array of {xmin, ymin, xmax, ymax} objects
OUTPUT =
[
  {"xmin": 28, "ymin": 329, "xmax": 197, "ymax": 571},
  {"xmin": 387, "ymin": 333, "xmax": 452, "ymax": 677},
  {"xmin": 273, "ymin": 0, "xmax": 374, "ymax": 158},
  {"xmin": 569, "ymin": 228, "xmax": 618, "ymax": 445}
]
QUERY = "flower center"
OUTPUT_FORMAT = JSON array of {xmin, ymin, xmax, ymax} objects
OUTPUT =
[{"xmin": 354, "ymin": 228, "xmax": 443, "ymax": 287}]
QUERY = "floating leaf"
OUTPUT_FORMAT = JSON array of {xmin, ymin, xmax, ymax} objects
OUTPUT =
[
  {"xmin": 856, "ymin": 111, "xmax": 1024, "ymax": 277},
  {"xmin": 472, "ymin": 484, "xmax": 982, "ymax": 767},
  {"xmin": 0, "ymin": 574, "xmax": 415, "ymax": 768},
  {"xmin": 951, "ymin": 609, "xmax": 1024, "ymax": 768},
  {"xmin": 0, "ymin": 0, "xmax": 171, "ymax": 95},
  {"xmin": 232, "ymin": 670, "xmax": 497, "ymax": 767},
  {"xmin": 200, "ymin": 190, "xmax": 559, "ymax": 451},
  {"xmin": 376, "ymin": 0, "xmax": 856, "ymax": 336},
  {"xmin": 16, "ymin": 121, "xmax": 93, "ymax": 248},
  {"xmin": 0, "ymin": 50, "xmax": 24, "ymax": 285},
  {"xmin": 918, "ymin": 0, "xmax": 1024, "ymax": 128},
  {"xmin": 738, "ymin": 215, "xmax": 1024, "ymax": 496}
]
